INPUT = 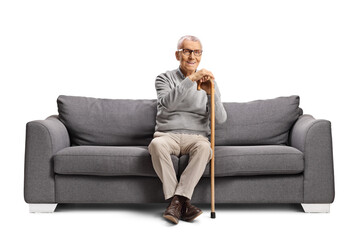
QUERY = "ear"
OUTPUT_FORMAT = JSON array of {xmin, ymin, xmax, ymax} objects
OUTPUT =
[{"xmin": 175, "ymin": 51, "xmax": 180, "ymax": 61}]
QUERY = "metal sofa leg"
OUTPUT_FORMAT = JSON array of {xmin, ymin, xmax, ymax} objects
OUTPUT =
[
  {"xmin": 301, "ymin": 203, "xmax": 330, "ymax": 213},
  {"xmin": 29, "ymin": 204, "xmax": 58, "ymax": 213}
]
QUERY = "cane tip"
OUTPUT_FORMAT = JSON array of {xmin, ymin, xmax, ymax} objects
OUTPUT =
[{"xmin": 211, "ymin": 212, "xmax": 216, "ymax": 219}]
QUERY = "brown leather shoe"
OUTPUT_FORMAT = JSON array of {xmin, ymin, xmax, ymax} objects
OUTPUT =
[
  {"xmin": 181, "ymin": 199, "xmax": 203, "ymax": 222},
  {"xmin": 163, "ymin": 195, "xmax": 185, "ymax": 224}
]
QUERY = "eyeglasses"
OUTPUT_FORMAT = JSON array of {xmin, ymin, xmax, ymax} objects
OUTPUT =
[{"xmin": 178, "ymin": 49, "xmax": 203, "ymax": 56}]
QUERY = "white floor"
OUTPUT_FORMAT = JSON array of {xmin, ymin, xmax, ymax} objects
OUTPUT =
[{"xmin": 3, "ymin": 199, "xmax": 357, "ymax": 240}]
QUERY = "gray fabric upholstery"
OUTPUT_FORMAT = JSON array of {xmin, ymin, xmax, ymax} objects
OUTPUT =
[
  {"xmin": 191, "ymin": 175, "xmax": 304, "ymax": 204},
  {"xmin": 57, "ymin": 95, "xmax": 157, "ymax": 146},
  {"xmin": 216, "ymin": 95, "xmax": 302, "ymax": 145},
  {"xmin": 54, "ymin": 145, "xmax": 303, "ymax": 178},
  {"xmin": 54, "ymin": 175, "xmax": 303, "ymax": 204},
  {"xmin": 55, "ymin": 175, "xmax": 165, "ymax": 203},
  {"xmin": 180, "ymin": 145, "xmax": 304, "ymax": 177},
  {"xmin": 54, "ymin": 146, "xmax": 178, "ymax": 177},
  {"xmin": 24, "ymin": 116, "xmax": 70, "ymax": 203},
  {"xmin": 289, "ymin": 114, "xmax": 335, "ymax": 203},
  {"xmin": 57, "ymin": 95, "xmax": 302, "ymax": 146}
]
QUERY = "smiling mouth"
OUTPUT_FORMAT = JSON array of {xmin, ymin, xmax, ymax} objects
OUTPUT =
[{"xmin": 186, "ymin": 61, "xmax": 196, "ymax": 65}]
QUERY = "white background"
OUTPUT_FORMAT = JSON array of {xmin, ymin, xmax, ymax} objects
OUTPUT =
[{"xmin": 1, "ymin": 0, "xmax": 359, "ymax": 239}]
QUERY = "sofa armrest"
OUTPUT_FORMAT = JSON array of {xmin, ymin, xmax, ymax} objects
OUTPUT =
[
  {"xmin": 24, "ymin": 115, "xmax": 70, "ymax": 203},
  {"xmin": 289, "ymin": 114, "xmax": 335, "ymax": 203}
]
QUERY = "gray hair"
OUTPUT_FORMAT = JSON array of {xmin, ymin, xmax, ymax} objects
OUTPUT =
[{"xmin": 177, "ymin": 35, "xmax": 202, "ymax": 50}]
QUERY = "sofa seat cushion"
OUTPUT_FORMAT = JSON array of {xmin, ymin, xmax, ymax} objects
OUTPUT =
[
  {"xmin": 54, "ymin": 146, "xmax": 179, "ymax": 177},
  {"xmin": 179, "ymin": 145, "xmax": 304, "ymax": 177}
]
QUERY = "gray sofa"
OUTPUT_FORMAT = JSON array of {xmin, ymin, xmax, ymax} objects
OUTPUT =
[{"xmin": 24, "ymin": 95, "xmax": 335, "ymax": 213}]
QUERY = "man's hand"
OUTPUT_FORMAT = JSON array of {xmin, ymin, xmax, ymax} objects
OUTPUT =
[
  {"xmin": 198, "ymin": 77, "xmax": 213, "ymax": 95},
  {"xmin": 188, "ymin": 69, "xmax": 214, "ymax": 82},
  {"xmin": 188, "ymin": 69, "xmax": 214, "ymax": 95}
]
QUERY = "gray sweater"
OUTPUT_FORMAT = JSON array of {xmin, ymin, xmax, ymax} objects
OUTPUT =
[{"xmin": 154, "ymin": 67, "xmax": 227, "ymax": 137}]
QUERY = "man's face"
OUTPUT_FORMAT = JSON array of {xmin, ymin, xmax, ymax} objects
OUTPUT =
[{"xmin": 176, "ymin": 40, "xmax": 202, "ymax": 75}]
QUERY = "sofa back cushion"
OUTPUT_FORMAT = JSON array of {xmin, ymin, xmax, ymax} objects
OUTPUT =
[
  {"xmin": 57, "ymin": 95, "xmax": 157, "ymax": 146},
  {"xmin": 216, "ymin": 95, "xmax": 302, "ymax": 145},
  {"xmin": 57, "ymin": 95, "xmax": 302, "ymax": 146}
]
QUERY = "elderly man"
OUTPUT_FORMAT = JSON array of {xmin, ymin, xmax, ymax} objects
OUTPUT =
[{"xmin": 148, "ymin": 35, "xmax": 227, "ymax": 224}]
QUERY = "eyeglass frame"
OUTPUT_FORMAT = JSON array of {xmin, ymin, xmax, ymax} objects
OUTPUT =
[{"xmin": 178, "ymin": 48, "xmax": 203, "ymax": 56}]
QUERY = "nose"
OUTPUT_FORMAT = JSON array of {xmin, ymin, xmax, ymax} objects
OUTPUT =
[{"xmin": 188, "ymin": 52, "xmax": 195, "ymax": 59}]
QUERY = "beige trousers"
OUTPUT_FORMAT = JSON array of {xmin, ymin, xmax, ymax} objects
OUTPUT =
[{"xmin": 148, "ymin": 131, "xmax": 212, "ymax": 200}]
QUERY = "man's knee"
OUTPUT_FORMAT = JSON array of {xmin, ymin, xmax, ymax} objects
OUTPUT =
[
  {"xmin": 148, "ymin": 137, "xmax": 171, "ymax": 156},
  {"xmin": 192, "ymin": 142, "xmax": 212, "ymax": 161},
  {"xmin": 148, "ymin": 138, "xmax": 161, "ymax": 155}
]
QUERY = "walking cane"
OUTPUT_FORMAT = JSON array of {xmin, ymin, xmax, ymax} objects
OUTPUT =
[{"xmin": 197, "ymin": 79, "xmax": 216, "ymax": 219}]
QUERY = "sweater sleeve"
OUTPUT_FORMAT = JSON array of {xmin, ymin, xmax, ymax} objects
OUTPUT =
[
  {"xmin": 155, "ymin": 73, "xmax": 195, "ymax": 111},
  {"xmin": 207, "ymin": 80, "xmax": 227, "ymax": 124}
]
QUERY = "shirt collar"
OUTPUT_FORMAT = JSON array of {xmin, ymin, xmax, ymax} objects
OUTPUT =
[
  {"xmin": 177, "ymin": 66, "xmax": 197, "ymax": 79},
  {"xmin": 177, "ymin": 66, "xmax": 185, "ymax": 79}
]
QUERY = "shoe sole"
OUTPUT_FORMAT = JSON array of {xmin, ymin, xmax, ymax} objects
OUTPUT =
[
  {"xmin": 181, "ymin": 210, "xmax": 203, "ymax": 222},
  {"xmin": 163, "ymin": 214, "xmax": 179, "ymax": 224}
]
